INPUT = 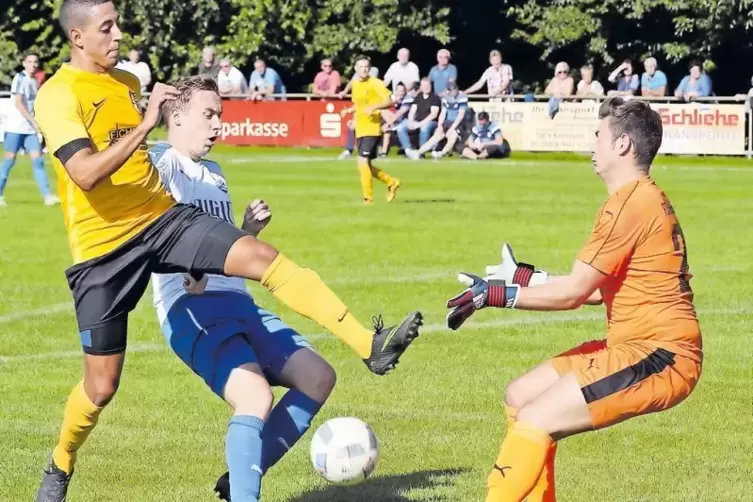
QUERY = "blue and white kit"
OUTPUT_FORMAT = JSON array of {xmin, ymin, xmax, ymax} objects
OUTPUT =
[{"xmin": 149, "ymin": 143, "xmax": 311, "ymax": 396}]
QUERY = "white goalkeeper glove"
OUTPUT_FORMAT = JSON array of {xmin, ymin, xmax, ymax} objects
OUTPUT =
[{"xmin": 484, "ymin": 243, "xmax": 549, "ymax": 287}]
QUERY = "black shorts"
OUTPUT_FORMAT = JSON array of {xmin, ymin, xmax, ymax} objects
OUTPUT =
[
  {"xmin": 65, "ymin": 204, "xmax": 247, "ymax": 355},
  {"xmin": 483, "ymin": 144, "xmax": 508, "ymax": 158},
  {"xmin": 356, "ymin": 136, "xmax": 380, "ymax": 159}
]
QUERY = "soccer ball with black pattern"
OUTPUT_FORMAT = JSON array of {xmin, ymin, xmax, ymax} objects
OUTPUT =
[{"xmin": 310, "ymin": 417, "xmax": 379, "ymax": 485}]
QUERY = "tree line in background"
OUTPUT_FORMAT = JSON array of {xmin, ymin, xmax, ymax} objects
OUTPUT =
[{"xmin": 2, "ymin": 0, "xmax": 753, "ymax": 95}]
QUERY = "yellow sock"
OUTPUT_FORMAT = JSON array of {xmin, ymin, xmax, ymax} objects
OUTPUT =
[
  {"xmin": 485, "ymin": 422, "xmax": 553, "ymax": 502},
  {"xmin": 527, "ymin": 443, "xmax": 558, "ymax": 502},
  {"xmin": 358, "ymin": 161, "xmax": 373, "ymax": 201},
  {"xmin": 52, "ymin": 381, "xmax": 103, "ymax": 474},
  {"xmin": 262, "ymin": 253, "xmax": 374, "ymax": 358},
  {"xmin": 370, "ymin": 165, "xmax": 394, "ymax": 186}
]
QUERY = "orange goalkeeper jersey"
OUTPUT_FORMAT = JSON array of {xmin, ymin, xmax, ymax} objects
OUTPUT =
[{"xmin": 578, "ymin": 176, "xmax": 702, "ymax": 362}]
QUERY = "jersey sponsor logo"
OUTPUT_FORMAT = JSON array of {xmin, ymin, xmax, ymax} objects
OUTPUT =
[
  {"xmin": 109, "ymin": 125, "xmax": 148, "ymax": 150},
  {"xmin": 193, "ymin": 198, "xmax": 234, "ymax": 223},
  {"xmin": 320, "ymin": 103, "xmax": 342, "ymax": 138},
  {"xmin": 221, "ymin": 119, "xmax": 289, "ymax": 139}
]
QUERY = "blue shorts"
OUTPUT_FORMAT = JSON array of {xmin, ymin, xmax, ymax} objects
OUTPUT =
[
  {"xmin": 4, "ymin": 132, "xmax": 41, "ymax": 154},
  {"xmin": 161, "ymin": 291, "xmax": 312, "ymax": 396}
]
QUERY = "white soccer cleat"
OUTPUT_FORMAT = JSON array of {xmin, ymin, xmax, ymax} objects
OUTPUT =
[
  {"xmin": 406, "ymin": 149, "xmax": 421, "ymax": 160},
  {"xmin": 44, "ymin": 195, "xmax": 60, "ymax": 206},
  {"xmin": 431, "ymin": 151, "xmax": 443, "ymax": 159},
  {"xmin": 338, "ymin": 150, "xmax": 352, "ymax": 160},
  {"xmin": 0, "ymin": 196, "xmax": 7, "ymax": 208}
]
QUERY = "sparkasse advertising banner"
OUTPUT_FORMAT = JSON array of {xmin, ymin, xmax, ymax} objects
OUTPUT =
[
  {"xmin": 219, "ymin": 100, "xmax": 350, "ymax": 147},
  {"xmin": 218, "ymin": 99, "xmax": 746, "ymax": 155}
]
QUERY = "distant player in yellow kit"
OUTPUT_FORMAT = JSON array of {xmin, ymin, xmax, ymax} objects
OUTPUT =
[{"xmin": 341, "ymin": 56, "xmax": 401, "ymax": 204}]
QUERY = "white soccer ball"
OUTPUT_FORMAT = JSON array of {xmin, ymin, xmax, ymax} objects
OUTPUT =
[{"xmin": 310, "ymin": 417, "xmax": 379, "ymax": 485}]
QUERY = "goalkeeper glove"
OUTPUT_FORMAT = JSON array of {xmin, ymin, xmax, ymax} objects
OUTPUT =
[
  {"xmin": 242, "ymin": 199, "xmax": 272, "ymax": 237},
  {"xmin": 485, "ymin": 243, "xmax": 549, "ymax": 287},
  {"xmin": 446, "ymin": 273, "xmax": 520, "ymax": 330}
]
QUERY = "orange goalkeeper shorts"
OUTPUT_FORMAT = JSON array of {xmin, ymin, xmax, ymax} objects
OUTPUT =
[{"xmin": 551, "ymin": 340, "xmax": 701, "ymax": 429}]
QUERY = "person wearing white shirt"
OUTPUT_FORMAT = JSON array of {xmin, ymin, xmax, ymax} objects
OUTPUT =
[
  {"xmin": 217, "ymin": 58, "xmax": 248, "ymax": 96},
  {"xmin": 116, "ymin": 49, "xmax": 151, "ymax": 93},
  {"xmin": 0, "ymin": 53, "xmax": 58, "ymax": 207},
  {"xmin": 150, "ymin": 75, "xmax": 336, "ymax": 502},
  {"xmin": 576, "ymin": 65, "xmax": 605, "ymax": 98},
  {"xmin": 383, "ymin": 48, "xmax": 420, "ymax": 92}
]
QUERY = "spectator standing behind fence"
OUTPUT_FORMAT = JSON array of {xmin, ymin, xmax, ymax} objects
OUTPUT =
[
  {"xmin": 197, "ymin": 46, "xmax": 220, "ymax": 80},
  {"xmin": 428, "ymin": 49, "xmax": 457, "ymax": 97},
  {"xmin": 607, "ymin": 60, "xmax": 640, "ymax": 96},
  {"xmin": 576, "ymin": 65, "xmax": 604, "ymax": 98},
  {"xmin": 248, "ymin": 59, "xmax": 286, "ymax": 101},
  {"xmin": 545, "ymin": 62, "xmax": 575, "ymax": 97},
  {"xmin": 116, "ymin": 48, "xmax": 151, "ymax": 94},
  {"xmin": 674, "ymin": 60, "xmax": 712, "ymax": 101},
  {"xmin": 383, "ymin": 48, "xmax": 420, "ymax": 92},
  {"xmin": 312, "ymin": 58, "xmax": 341, "ymax": 98},
  {"xmin": 217, "ymin": 58, "xmax": 248, "ymax": 96},
  {"xmin": 641, "ymin": 57, "xmax": 667, "ymax": 97},
  {"xmin": 399, "ymin": 77, "xmax": 441, "ymax": 159},
  {"xmin": 465, "ymin": 50, "xmax": 513, "ymax": 100}
]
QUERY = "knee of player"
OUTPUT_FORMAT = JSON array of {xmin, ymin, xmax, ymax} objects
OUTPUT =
[
  {"xmin": 86, "ymin": 376, "xmax": 121, "ymax": 407},
  {"xmin": 503, "ymin": 378, "xmax": 528, "ymax": 410},
  {"xmin": 310, "ymin": 363, "xmax": 337, "ymax": 401}
]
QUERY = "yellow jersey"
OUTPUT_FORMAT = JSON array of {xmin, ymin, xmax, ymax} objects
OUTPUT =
[
  {"xmin": 35, "ymin": 63, "xmax": 174, "ymax": 264},
  {"xmin": 351, "ymin": 77, "xmax": 391, "ymax": 138}
]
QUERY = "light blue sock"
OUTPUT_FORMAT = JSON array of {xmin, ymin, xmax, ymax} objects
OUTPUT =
[
  {"xmin": 0, "ymin": 157, "xmax": 15, "ymax": 195},
  {"xmin": 31, "ymin": 156, "xmax": 51, "ymax": 197},
  {"xmin": 261, "ymin": 390, "xmax": 323, "ymax": 472},
  {"xmin": 226, "ymin": 415, "xmax": 265, "ymax": 502}
]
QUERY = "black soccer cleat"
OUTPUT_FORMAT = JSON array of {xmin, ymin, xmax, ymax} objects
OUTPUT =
[
  {"xmin": 214, "ymin": 471, "xmax": 231, "ymax": 501},
  {"xmin": 35, "ymin": 457, "xmax": 72, "ymax": 502},
  {"xmin": 363, "ymin": 311, "xmax": 423, "ymax": 375}
]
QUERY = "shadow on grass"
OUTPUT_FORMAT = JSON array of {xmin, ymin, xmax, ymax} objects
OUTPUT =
[{"xmin": 289, "ymin": 467, "xmax": 469, "ymax": 502}]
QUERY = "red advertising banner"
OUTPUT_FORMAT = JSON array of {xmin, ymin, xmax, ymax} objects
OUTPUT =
[{"xmin": 219, "ymin": 100, "xmax": 352, "ymax": 147}]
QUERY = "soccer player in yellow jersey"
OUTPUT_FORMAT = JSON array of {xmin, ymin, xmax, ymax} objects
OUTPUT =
[
  {"xmin": 33, "ymin": 2, "xmax": 422, "ymax": 500},
  {"xmin": 340, "ymin": 56, "xmax": 401, "ymax": 204}
]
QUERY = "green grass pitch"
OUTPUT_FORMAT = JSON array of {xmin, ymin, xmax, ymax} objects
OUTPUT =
[{"xmin": 0, "ymin": 147, "xmax": 751, "ymax": 501}]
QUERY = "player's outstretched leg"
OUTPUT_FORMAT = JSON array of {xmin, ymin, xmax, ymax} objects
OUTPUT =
[
  {"xmin": 36, "ymin": 352, "xmax": 125, "ymax": 502},
  {"xmin": 221, "ymin": 243, "xmax": 423, "ymax": 376}
]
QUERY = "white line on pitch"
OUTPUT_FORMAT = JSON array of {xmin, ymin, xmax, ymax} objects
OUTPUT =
[
  {"xmin": 0, "ymin": 302, "xmax": 71, "ymax": 324},
  {"xmin": 1, "ymin": 306, "xmax": 745, "ymax": 365}
]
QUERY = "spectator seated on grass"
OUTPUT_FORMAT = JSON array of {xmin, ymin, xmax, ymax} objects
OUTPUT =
[
  {"xmin": 413, "ymin": 81, "xmax": 472, "ymax": 160},
  {"xmin": 461, "ymin": 111, "xmax": 508, "ymax": 160},
  {"xmin": 397, "ymin": 77, "xmax": 441, "ymax": 159}
]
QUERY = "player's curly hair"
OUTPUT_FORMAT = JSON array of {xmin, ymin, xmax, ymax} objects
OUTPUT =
[
  {"xmin": 161, "ymin": 75, "xmax": 219, "ymax": 127},
  {"xmin": 598, "ymin": 97, "xmax": 663, "ymax": 170}
]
